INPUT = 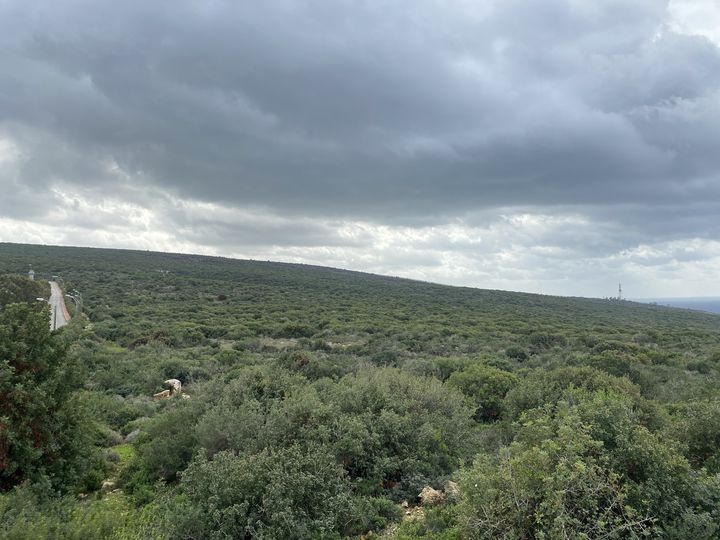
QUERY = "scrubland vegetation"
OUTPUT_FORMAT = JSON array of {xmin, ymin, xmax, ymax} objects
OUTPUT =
[{"xmin": 2, "ymin": 242, "xmax": 720, "ymax": 539}]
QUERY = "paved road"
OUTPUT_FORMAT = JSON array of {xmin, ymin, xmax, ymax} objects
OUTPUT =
[{"xmin": 48, "ymin": 281, "xmax": 70, "ymax": 330}]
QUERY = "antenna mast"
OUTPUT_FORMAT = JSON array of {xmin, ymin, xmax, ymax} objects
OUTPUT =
[{"xmin": 618, "ymin": 283, "xmax": 622, "ymax": 301}]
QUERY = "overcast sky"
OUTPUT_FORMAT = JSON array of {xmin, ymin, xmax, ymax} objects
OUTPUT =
[{"xmin": 1, "ymin": 0, "xmax": 719, "ymax": 298}]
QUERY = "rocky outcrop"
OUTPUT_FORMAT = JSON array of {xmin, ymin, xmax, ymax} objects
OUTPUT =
[
  {"xmin": 153, "ymin": 379, "xmax": 183, "ymax": 400},
  {"xmin": 153, "ymin": 389, "xmax": 171, "ymax": 400},
  {"xmin": 419, "ymin": 486, "xmax": 445, "ymax": 507},
  {"xmin": 164, "ymin": 378, "xmax": 182, "ymax": 395},
  {"xmin": 101, "ymin": 480, "xmax": 116, "ymax": 492}
]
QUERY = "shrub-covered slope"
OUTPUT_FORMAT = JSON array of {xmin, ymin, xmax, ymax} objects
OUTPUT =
[{"xmin": 1, "ymin": 242, "xmax": 720, "ymax": 539}]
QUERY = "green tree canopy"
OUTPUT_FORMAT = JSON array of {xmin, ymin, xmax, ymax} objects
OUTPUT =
[
  {"xmin": 175, "ymin": 445, "xmax": 354, "ymax": 540},
  {"xmin": 446, "ymin": 363, "xmax": 518, "ymax": 422},
  {"xmin": 0, "ymin": 275, "xmax": 48, "ymax": 309},
  {"xmin": 0, "ymin": 303, "xmax": 92, "ymax": 492}
]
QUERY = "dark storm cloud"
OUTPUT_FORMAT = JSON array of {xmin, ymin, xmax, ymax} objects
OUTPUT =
[
  {"xmin": 1, "ymin": 0, "xmax": 719, "ymax": 226},
  {"xmin": 1, "ymin": 0, "xmax": 720, "ymax": 298},
  {"xmin": 162, "ymin": 202, "xmax": 374, "ymax": 248}
]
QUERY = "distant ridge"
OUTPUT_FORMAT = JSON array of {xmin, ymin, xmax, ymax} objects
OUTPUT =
[
  {"xmin": 2, "ymin": 241, "xmax": 718, "ymax": 325},
  {"xmin": 635, "ymin": 297, "xmax": 720, "ymax": 315}
]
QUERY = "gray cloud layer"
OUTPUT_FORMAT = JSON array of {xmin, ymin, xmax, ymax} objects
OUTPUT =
[{"xmin": 1, "ymin": 0, "xmax": 719, "ymax": 296}]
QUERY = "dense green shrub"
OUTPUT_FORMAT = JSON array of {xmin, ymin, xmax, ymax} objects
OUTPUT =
[
  {"xmin": 125, "ymin": 399, "xmax": 204, "ymax": 488},
  {"xmin": 79, "ymin": 392, "xmax": 155, "ymax": 431},
  {"xmin": 314, "ymin": 368, "xmax": 477, "ymax": 498},
  {"xmin": 528, "ymin": 332, "xmax": 567, "ymax": 351},
  {"xmin": 458, "ymin": 407, "xmax": 656, "ymax": 539},
  {"xmin": 0, "ymin": 304, "xmax": 95, "ymax": 492},
  {"xmin": 671, "ymin": 400, "xmax": 720, "ymax": 472},
  {"xmin": 171, "ymin": 445, "xmax": 354, "ymax": 539},
  {"xmin": 0, "ymin": 275, "xmax": 48, "ymax": 308},
  {"xmin": 392, "ymin": 506, "xmax": 461, "ymax": 539},
  {"xmin": 2, "ymin": 246, "xmax": 720, "ymax": 537},
  {"xmin": 132, "ymin": 366, "xmax": 477, "ymax": 506},
  {"xmin": 504, "ymin": 346, "xmax": 528, "ymax": 361},
  {"xmin": 273, "ymin": 323, "xmax": 316, "ymax": 339},
  {"xmin": 446, "ymin": 363, "xmax": 518, "ymax": 422},
  {"xmin": 503, "ymin": 366, "xmax": 642, "ymax": 421},
  {"xmin": 459, "ymin": 392, "xmax": 720, "ymax": 538},
  {"xmin": 0, "ymin": 481, "xmax": 164, "ymax": 540}
]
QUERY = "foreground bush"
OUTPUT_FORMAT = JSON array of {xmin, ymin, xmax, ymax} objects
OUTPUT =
[
  {"xmin": 446, "ymin": 363, "xmax": 518, "ymax": 422},
  {"xmin": 0, "ymin": 304, "xmax": 95, "ymax": 492},
  {"xmin": 457, "ymin": 391, "xmax": 720, "ymax": 539},
  {"xmin": 459, "ymin": 408, "xmax": 655, "ymax": 538},
  {"xmin": 170, "ymin": 445, "xmax": 354, "ymax": 539},
  {"xmin": 0, "ymin": 481, "xmax": 163, "ymax": 540}
]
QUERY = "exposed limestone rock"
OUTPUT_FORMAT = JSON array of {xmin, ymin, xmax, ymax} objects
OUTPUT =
[
  {"xmin": 419, "ymin": 486, "xmax": 445, "ymax": 507},
  {"xmin": 101, "ymin": 480, "xmax": 116, "ymax": 492},
  {"xmin": 153, "ymin": 389, "xmax": 171, "ymax": 400},
  {"xmin": 164, "ymin": 378, "xmax": 182, "ymax": 395},
  {"xmin": 153, "ymin": 378, "xmax": 182, "ymax": 400}
]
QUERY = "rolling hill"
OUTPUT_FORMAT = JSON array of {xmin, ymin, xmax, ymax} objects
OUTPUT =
[{"xmin": 2, "ymin": 241, "xmax": 720, "ymax": 539}]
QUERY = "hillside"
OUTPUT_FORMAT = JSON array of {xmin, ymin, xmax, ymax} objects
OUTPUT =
[
  {"xmin": 2, "ymin": 242, "xmax": 718, "ymax": 355},
  {"xmin": 2, "ymin": 241, "xmax": 720, "ymax": 538}
]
